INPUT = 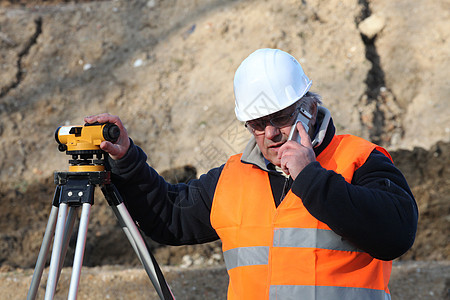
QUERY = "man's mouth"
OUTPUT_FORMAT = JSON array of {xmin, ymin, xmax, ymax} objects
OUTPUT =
[{"xmin": 268, "ymin": 142, "xmax": 285, "ymax": 149}]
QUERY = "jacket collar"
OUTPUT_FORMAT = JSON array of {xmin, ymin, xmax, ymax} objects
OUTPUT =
[{"xmin": 240, "ymin": 106, "xmax": 336, "ymax": 172}]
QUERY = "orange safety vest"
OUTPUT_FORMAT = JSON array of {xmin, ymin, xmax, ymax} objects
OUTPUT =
[{"xmin": 211, "ymin": 134, "xmax": 393, "ymax": 299}]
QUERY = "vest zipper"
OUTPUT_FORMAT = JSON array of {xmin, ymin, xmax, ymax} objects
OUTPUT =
[{"xmin": 279, "ymin": 176, "xmax": 292, "ymax": 203}]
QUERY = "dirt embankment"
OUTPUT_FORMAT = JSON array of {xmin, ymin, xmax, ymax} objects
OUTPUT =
[{"xmin": 0, "ymin": 0, "xmax": 449, "ymax": 299}]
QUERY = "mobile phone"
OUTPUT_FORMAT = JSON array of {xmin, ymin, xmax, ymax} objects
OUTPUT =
[{"xmin": 288, "ymin": 108, "xmax": 312, "ymax": 143}]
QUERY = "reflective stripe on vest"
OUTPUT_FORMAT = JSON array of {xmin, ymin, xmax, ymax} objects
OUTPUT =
[
  {"xmin": 269, "ymin": 285, "xmax": 391, "ymax": 300},
  {"xmin": 211, "ymin": 134, "xmax": 393, "ymax": 299},
  {"xmin": 273, "ymin": 227, "xmax": 362, "ymax": 251},
  {"xmin": 223, "ymin": 246, "xmax": 269, "ymax": 270},
  {"xmin": 224, "ymin": 228, "xmax": 362, "ymax": 270}
]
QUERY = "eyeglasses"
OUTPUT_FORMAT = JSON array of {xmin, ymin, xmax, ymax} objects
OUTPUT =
[{"xmin": 245, "ymin": 107, "xmax": 301, "ymax": 135}]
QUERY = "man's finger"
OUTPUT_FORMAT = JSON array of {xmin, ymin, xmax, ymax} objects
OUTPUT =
[
  {"xmin": 100, "ymin": 141, "xmax": 114, "ymax": 152},
  {"xmin": 84, "ymin": 113, "xmax": 118, "ymax": 125},
  {"xmin": 277, "ymin": 141, "xmax": 292, "ymax": 160},
  {"xmin": 297, "ymin": 122, "xmax": 313, "ymax": 148}
]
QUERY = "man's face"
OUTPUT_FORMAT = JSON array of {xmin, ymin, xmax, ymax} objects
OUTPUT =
[
  {"xmin": 247, "ymin": 104, "xmax": 299, "ymax": 167},
  {"xmin": 255, "ymin": 124, "xmax": 292, "ymax": 167}
]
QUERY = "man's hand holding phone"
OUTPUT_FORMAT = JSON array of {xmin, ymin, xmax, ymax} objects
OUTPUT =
[{"xmin": 278, "ymin": 118, "xmax": 316, "ymax": 180}]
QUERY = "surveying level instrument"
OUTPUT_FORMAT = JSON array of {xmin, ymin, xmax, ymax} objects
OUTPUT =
[
  {"xmin": 28, "ymin": 122, "xmax": 174, "ymax": 300},
  {"xmin": 55, "ymin": 122, "xmax": 120, "ymax": 172}
]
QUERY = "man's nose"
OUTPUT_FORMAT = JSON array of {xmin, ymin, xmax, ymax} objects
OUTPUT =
[{"xmin": 264, "ymin": 124, "xmax": 281, "ymax": 139}]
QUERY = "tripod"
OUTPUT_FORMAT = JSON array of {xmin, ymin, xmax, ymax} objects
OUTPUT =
[{"xmin": 27, "ymin": 153, "xmax": 174, "ymax": 299}]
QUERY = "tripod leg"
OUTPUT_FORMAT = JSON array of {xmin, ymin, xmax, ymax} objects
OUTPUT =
[
  {"xmin": 27, "ymin": 205, "xmax": 59, "ymax": 300},
  {"xmin": 56, "ymin": 207, "xmax": 78, "ymax": 285},
  {"xmin": 68, "ymin": 203, "xmax": 91, "ymax": 300},
  {"xmin": 102, "ymin": 183, "xmax": 174, "ymax": 299},
  {"xmin": 110, "ymin": 206, "xmax": 142, "ymax": 263},
  {"xmin": 45, "ymin": 202, "xmax": 69, "ymax": 300},
  {"xmin": 114, "ymin": 203, "xmax": 166, "ymax": 299}
]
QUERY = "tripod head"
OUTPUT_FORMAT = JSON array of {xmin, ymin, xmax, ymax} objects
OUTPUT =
[{"xmin": 55, "ymin": 122, "xmax": 120, "ymax": 172}]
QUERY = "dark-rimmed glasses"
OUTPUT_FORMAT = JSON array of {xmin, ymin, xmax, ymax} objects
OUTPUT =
[{"xmin": 245, "ymin": 106, "xmax": 301, "ymax": 135}]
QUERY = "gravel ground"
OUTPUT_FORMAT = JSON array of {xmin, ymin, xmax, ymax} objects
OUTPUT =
[{"xmin": 1, "ymin": 260, "xmax": 449, "ymax": 299}]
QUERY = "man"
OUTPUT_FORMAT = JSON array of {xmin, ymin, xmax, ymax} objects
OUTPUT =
[{"xmin": 85, "ymin": 49, "xmax": 418, "ymax": 299}]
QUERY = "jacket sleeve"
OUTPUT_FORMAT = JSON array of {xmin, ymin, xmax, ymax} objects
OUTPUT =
[
  {"xmin": 108, "ymin": 139, "xmax": 222, "ymax": 245},
  {"xmin": 292, "ymin": 149, "xmax": 418, "ymax": 261}
]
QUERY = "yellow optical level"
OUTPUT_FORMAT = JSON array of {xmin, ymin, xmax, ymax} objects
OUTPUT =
[
  {"xmin": 55, "ymin": 123, "xmax": 120, "ymax": 172},
  {"xmin": 55, "ymin": 123, "xmax": 119, "ymax": 152}
]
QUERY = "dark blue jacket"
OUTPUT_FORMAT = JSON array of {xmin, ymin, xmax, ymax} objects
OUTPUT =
[{"xmin": 108, "ymin": 118, "xmax": 418, "ymax": 261}]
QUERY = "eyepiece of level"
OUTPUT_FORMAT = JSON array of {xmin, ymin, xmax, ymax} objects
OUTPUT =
[{"xmin": 103, "ymin": 123, "xmax": 120, "ymax": 143}]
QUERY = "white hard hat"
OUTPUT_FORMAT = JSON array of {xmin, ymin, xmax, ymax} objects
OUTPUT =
[{"xmin": 234, "ymin": 48, "xmax": 312, "ymax": 122}]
